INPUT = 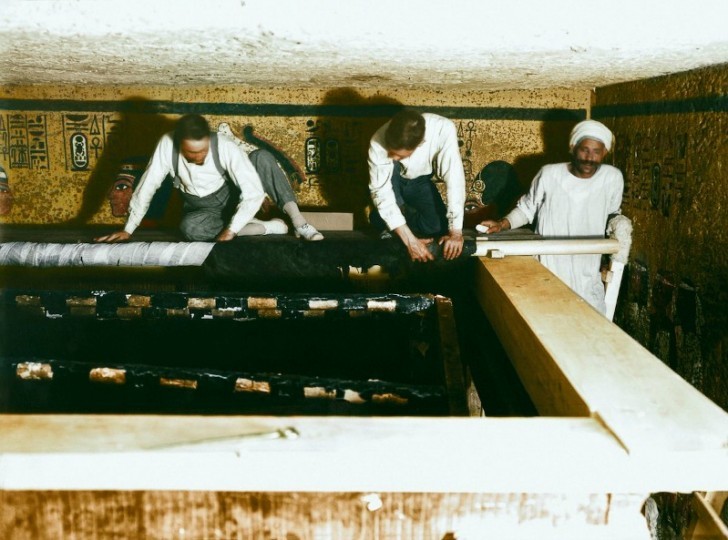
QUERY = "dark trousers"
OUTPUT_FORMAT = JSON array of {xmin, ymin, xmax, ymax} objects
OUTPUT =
[{"xmin": 370, "ymin": 163, "xmax": 448, "ymax": 237}]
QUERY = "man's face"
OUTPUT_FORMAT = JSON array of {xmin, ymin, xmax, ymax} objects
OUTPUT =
[
  {"xmin": 571, "ymin": 138, "xmax": 608, "ymax": 178},
  {"xmin": 181, "ymin": 137, "xmax": 210, "ymax": 165},
  {"xmin": 387, "ymin": 148, "xmax": 415, "ymax": 162},
  {"xmin": 108, "ymin": 175, "xmax": 134, "ymax": 217}
]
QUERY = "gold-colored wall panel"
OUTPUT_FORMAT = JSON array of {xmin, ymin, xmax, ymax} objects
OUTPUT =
[
  {"xmin": 0, "ymin": 85, "xmax": 589, "ymax": 227},
  {"xmin": 594, "ymin": 63, "xmax": 728, "ymax": 410}
]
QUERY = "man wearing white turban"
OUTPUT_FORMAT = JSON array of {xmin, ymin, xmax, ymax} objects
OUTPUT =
[{"xmin": 479, "ymin": 119, "xmax": 624, "ymax": 314}]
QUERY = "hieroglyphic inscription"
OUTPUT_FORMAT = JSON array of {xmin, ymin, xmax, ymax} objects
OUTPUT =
[
  {"xmin": 8, "ymin": 114, "xmax": 30, "ymax": 169},
  {"xmin": 304, "ymin": 119, "xmax": 322, "ymax": 183},
  {"xmin": 0, "ymin": 116, "xmax": 9, "ymax": 162},
  {"xmin": 303, "ymin": 118, "xmax": 347, "ymax": 187},
  {"xmin": 27, "ymin": 114, "xmax": 50, "ymax": 170},
  {"xmin": 458, "ymin": 120, "xmax": 482, "ymax": 201},
  {"xmin": 102, "ymin": 114, "xmax": 123, "ymax": 150},
  {"xmin": 614, "ymin": 131, "xmax": 687, "ymax": 217},
  {"xmin": 63, "ymin": 113, "xmax": 110, "ymax": 171},
  {"xmin": 2, "ymin": 114, "xmax": 49, "ymax": 170}
]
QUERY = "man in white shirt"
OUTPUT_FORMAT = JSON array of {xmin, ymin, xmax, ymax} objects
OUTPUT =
[
  {"xmin": 368, "ymin": 110, "xmax": 465, "ymax": 262},
  {"xmin": 95, "ymin": 114, "xmax": 322, "ymax": 243},
  {"xmin": 479, "ymin": 119, "xmax": 624, "ymax": 314}
]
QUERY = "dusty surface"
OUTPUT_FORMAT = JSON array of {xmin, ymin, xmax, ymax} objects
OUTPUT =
[{"xmin": 1, "ymin": 0, "xmax": 727, "ymax": 90}]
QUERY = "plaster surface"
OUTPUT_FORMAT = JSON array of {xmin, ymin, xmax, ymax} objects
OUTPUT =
[{"xmin": 2, "ymin": 0, "xmax": 727, "ymax": 90}]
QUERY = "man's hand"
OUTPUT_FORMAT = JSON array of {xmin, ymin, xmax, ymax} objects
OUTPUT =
[
  {"xmin": 94, "ymin": 230, "xmax": 131, "ymax": 243},
  {"xmin": 478, "ymin": 218, "xmax": 511, "ymax": 234},
  {"xmin": 215, "ymin": 228, "xmax": 236, "ymax": 242},
  {"xmin": 407, "ymin": 237, "xmax": 435, "ymax": 262},
  {"xmin": 438, "ymin": 230, "xmax": 464, "ymax": 260},
  {"xmin": 395, "ymin": 225, "xmax": 435, "ymax": 263}
]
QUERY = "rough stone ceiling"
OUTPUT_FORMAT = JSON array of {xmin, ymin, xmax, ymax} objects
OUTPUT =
[{"xmin": 1, "ymin": 0, "xmax": 727, "ymax": 90}]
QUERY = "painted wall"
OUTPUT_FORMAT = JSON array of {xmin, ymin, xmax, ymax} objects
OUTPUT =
[
  {"xmin": 594, "ymin": 64, "xmax": 728, "ymax": 411},
  {"xmin": 0, "ymin": 85, "xmax": 589, "ymax": 229}
]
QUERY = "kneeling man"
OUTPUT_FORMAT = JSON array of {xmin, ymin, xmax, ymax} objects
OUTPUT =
[{"xmin": 368, "ymin": 110, "xmax": 465, "ymax": 262}]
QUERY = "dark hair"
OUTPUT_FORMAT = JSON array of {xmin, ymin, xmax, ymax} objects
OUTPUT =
[
  {"xmin": 384, "ymin": 110, "xmax": 425, "ymax": 150},
  {"xmin": 173, "ymin": 114, "xmax": 211, "ymax": 146}
]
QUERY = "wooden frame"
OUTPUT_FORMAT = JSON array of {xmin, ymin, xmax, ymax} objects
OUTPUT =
[{"xmin": 1, "ymin": 255, "xmax": 727, "ymax": 537}]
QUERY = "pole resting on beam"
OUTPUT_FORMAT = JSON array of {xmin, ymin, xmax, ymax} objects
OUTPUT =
[{"xmin": 473, "ymin": 238, "xmax": 619, "ymax": 258}]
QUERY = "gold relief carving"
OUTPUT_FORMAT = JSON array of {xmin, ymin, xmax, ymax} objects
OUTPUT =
[
  {"xmin": 187, "ymin": 297, "xmax": 216, "ymax": 309},
  {"xmin": 16, "ymin": 362, "xmax": 53, "ymax": 380},
  {"xmin": 247, "ymin": 297, "xmax": 277, "ymax": 309},
  {"xmin": 127, "ymin": 295, "xmax": 152, "ymax": 307},
  {"xmin": 89, "ymin": 367, "xmax": 126, "ymax": 384},
  {"xmin": 234, "ymin": 378, "xmax": 271, "ymax": 394},
  {"xmin": 160, "ymin": 378, "xmax": 198, "ymax": 390}
]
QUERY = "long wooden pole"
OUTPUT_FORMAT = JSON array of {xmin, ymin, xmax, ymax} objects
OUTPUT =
[{"xmin": 473, "ymin": 237, "xmax": 619, "ymax": 257}]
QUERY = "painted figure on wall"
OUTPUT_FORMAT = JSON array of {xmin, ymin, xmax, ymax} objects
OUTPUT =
[
  {"xmin": 108, "ymin": 157, "xmax": 148, "ymax": 217},
  {"xmin": 0, "ymin": 164, "xmax": 13, "ymax": 215}
]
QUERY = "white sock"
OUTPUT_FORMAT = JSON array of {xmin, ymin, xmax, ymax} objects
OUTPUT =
[
  {"xmin": 236, "ymin": 220, "xmax": 266, "ymax": 236},
  {"xmin": 236, "ymin": 218, "xmax": 288, "ymax": 236},
  {"xmin": 283, "ymin": 201, "xmax": 307, "ymax": 228}
]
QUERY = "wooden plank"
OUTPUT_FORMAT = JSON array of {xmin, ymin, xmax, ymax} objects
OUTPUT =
[
  {"xmin": 0, "ymin": 491, "xmax": 651, "ymax": 540},
  {"xmin": 603, "ymin": 260, "xmax": 625, "ymax": 321},
  {"xmin": 0, "ymin": 414, "xmax": 725, "ymax": 493},
  {"xmin": 473, "ymin": 257, "xmax": 591, "ymax": 417},
  {"xmin": 689, "ymin": 492, "xmax": 728, "ymax": 539},
  {"xmin": 300, "ymin": 212, "xmax": 353, "ymax": 231},
  {"xmin": 474, "ymin": 256, "xmax": 728, "ymax": 455},
  {"xmin": 435, "ymin": 296, "xmax": 471, "ymax": 416}
]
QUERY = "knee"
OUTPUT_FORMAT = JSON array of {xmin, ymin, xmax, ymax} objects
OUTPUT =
[
  {"xmin": 249, "ymin": 148, "xmax": 277, "ymax": 170},
  {"xmin": 180, "ymin": 213, "xmax": 219, "ymax": 241}
]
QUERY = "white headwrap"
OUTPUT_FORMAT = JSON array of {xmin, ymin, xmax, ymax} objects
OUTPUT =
[{"xmin": 569, "ymin": 120, "xmax": 613, "ymax": 152}]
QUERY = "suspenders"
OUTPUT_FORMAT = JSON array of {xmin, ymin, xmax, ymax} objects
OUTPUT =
[{"xmin": 171, "ymin": 132, "xmax": 229, "ymax": 188}]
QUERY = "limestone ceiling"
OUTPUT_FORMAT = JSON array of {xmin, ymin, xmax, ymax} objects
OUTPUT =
[{"xmin": 1, "ymin": 0, "xmax": 727, "ymax": 90}]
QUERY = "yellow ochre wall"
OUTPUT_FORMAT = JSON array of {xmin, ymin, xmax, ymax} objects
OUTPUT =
[
  {"xmin": 594, "ymin": 63, "xmax": 728, "ymax": 411},
  {"xmin": 0, "ymin": 85, "xmax": 589, "ymax": 228}
]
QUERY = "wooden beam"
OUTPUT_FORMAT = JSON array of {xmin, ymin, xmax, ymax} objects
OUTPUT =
[
  {"xmin": 474, "ymin": 256, "xmax": 728, "ymax": 455},
  {"xmin": 0, "ymin": 414, "xmax": 725, "ymax": 493},
  {"xmin": 689, "ymin": 492, "xmax": 728, "ymax": 539},
  {"xmin": 0, "ymin": 490, "xmax": 651, "ymax": 540},
  {"xmin": 435, "ymin": 296, "xmax": 473, "ymax": 416}
]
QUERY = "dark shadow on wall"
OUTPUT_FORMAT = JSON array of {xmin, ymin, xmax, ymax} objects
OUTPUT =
[
  {"xmin": 463, "ymin": 160, "xmax": 523, "ymax": 229},
  {"xmin": 68, "ymin": 98, "xmax": 177, "ymax": 226},
  {"xmin": 310, "ymin": 88, "xmax": 404, "ymax": 230},
  {"xmin": 511, "ymin": 111, "xmax": 578, "ymax": 192}
]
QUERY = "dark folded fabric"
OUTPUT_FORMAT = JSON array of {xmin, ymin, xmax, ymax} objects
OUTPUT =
[{"xmin": 202, "ymin": 232, "xmax": 476, "ymax": 289}]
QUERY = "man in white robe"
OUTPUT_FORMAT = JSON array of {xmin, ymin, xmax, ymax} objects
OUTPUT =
[{"xmin": 480, "ymin": 120, "xmax": 624, "ymax": 314}]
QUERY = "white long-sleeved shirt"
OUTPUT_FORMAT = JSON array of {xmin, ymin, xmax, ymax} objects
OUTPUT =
[
  {"xmin": 504, "ymin": 162, "xmax": 624, "ymax": 313},
  {"xmin": 368, "ymin": 113, "xmax": 466, "ymax": 232},
  {"xmin": 124, "ymin": 133, "xmax": 265, "ymax": 235}
]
